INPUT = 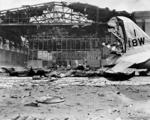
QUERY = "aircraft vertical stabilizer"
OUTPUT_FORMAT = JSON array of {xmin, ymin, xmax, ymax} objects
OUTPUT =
[{"xmin": 108, "ymin": 16, "xmax": 150, "ymax": 72}]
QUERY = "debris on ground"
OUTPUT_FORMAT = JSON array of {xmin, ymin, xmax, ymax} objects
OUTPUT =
[
  {"xmin": 24, "ymin": 102, "xmax": 39, "ymax": 107},
  {"xmin": 0, "ymin": 67, "xmax": 50, "ymax": 77},
  {"xmin": 1, "ymin": 76, "xmax": 150, "ymax": 120},
  {"xmin": 10, "ymin": 115, "xmax": 46, "ymax": 120},
  {"xmin": 35, "ymin": 95, "xmax": 65, "ymax": 104},
  {"xmin": 103, "ymin": 69, "xmax": 135, "ymax": 81},
  {"xmin": 1, "ymin": 63, "xmax": 150, "ymax": 80}
]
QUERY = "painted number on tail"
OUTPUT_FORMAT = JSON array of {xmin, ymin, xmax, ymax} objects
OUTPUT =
[{"xmin": 128, "ymin": 37, "xmax": 145, "ymax": 47}]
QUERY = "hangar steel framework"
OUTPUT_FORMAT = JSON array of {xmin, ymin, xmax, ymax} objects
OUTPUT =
[
  {"xmin": 0, "ymin": 2, "xmax": 92, "ymax": 25},
  {"xmin": 0, "ymin": 2, "xmax": 115, "ymax": 67}
]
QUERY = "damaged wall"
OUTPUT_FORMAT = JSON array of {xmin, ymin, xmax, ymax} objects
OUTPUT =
[{"xmin": 0, "ymin": 48, "xmax": 27, "ymax": 67}]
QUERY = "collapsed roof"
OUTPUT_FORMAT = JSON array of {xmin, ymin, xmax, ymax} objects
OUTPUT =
[
  {"xmin": 68, "ymin": 2, "xmax": 135, "ymax": 22},
  {"xmin": 0, "ymin": 1, "xmax": 136, "ymax": 43}
]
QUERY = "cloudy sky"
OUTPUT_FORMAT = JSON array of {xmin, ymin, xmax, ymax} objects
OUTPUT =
[{"xmin": 0, "ymin": 0, "xmax": 149, "ymax": 12}]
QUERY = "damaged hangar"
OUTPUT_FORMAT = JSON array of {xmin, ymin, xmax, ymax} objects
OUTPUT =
[{"xmin": 0, "ymin": 1, "xmax": 143, "ymax": 68}]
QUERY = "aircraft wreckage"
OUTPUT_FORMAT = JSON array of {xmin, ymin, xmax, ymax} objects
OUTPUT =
[{"xmin": 68, "ymin": 3, "xmax": 150, "ymax": 75}]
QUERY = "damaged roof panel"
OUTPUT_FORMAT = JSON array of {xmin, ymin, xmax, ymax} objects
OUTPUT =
[{"xmin": 68, "ymin": 2, "xmax": 134, "ymax": 22}]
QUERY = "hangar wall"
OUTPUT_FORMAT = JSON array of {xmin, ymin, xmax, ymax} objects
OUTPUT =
[
  {"xmin": 0, "ymin": 37, "xmax": 28, "ymax": 67},
  {"xmin": 0, "ymin": 49, "xmax": 27, "ymax": 67}
]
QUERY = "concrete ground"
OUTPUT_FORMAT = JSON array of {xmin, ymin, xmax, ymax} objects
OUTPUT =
[{"xmin": 0, "ymin": 77, "xmax": 150, "ymax": 120}]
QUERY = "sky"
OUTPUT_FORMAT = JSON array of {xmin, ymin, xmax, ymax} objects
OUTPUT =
[{"xmin": 0, "ymin": 0, "xmax": 149, "ymax": 12}]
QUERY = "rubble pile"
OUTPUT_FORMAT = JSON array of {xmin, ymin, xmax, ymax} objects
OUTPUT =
[{"xmin": 0, "ymin": 65, "xmax": 148, "ymax": 81}]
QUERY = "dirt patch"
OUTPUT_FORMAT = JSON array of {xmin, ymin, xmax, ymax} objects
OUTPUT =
[{"xmin": 0, "ymin": 77, "xmax": 150, "ymax": 120}]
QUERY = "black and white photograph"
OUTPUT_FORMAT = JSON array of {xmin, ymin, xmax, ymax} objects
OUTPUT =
[{"xmin": 0, "ymin": 0, "xmax": 150, "ymax": 120}]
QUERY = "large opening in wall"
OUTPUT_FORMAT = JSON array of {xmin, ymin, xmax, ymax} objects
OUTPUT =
[{"xmin": 26, "ymin": 24, "xmax": 118, "ymax": 68}]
